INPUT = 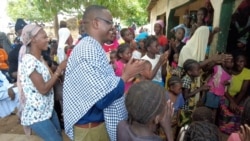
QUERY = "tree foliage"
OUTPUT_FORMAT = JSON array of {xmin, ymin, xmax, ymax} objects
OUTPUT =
[{"xmin": 8, "ymin": 0, "xmax": 149, "ymax": 25}]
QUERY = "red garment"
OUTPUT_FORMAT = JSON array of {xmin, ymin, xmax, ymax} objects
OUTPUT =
[
  {"xmin": 66, "ymin": 49, "xmax": 73, "ymax": 57},
  {"xmin": 158, "ymin": 35, "xmax": 168, "ymax": 47},
  {"xmin": 102, "ymin": 40, "xmax": 119, "ymax": 53}
]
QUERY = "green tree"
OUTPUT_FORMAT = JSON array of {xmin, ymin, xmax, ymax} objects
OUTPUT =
[{"xmin": 7, "ymin": 0, "xmax": 149, "ymax": 36}]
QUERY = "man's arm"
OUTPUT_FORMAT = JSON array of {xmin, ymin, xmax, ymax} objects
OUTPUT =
[{"xmin": 95, "ymin": 79, "xmax": 125, "ymax": 109}]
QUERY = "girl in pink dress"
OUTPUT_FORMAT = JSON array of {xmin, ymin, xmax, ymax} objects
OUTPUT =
[
  {"xmin": 204, "ymin": 57, "xmax": 234, "ymax": 120},
  {"xmin": 114, "ymin": 43, "xmax": 132, "ymax": 93}
]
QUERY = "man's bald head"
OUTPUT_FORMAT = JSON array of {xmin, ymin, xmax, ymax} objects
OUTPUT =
[
  {"xmin": 83, "ymin": 5, "xmax": 108, "ymax": 21},
  {"xmin": 82, "ymin": 5, "xmax": 113, "ymax": 44}
]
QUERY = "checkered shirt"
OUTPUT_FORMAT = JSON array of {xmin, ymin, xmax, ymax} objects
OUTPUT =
[
  {"xmin": 63, "ymin": 36, "xmax": 121, "ymax": 140},
  {"xmin": 182, "ymin": 75, "xmax": 192, "ymax": 110},
  {"xmin": 104, "ymin": 95, "xmax": 127, "ymax": 141}
]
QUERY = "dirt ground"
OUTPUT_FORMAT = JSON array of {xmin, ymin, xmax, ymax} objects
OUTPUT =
[
  {"xmin": 0, "ymin": 113, "xmax": 70, "ymax": 141},
  {"xmin": 0, "ymin": 113, "xmax": 229, "ymax": 141}
]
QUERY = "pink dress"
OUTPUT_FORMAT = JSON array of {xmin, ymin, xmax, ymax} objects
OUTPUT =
[
  {"xmin": 207, "ymin": 65, "xmax": 231, "ymax": 96},
  {"xmin": 114, "ymin": 60, "xmax": 132, "ymax": 93},
  {"xmin": 227, "ymin": 133, "xmax": 240, "ymax": 141}
]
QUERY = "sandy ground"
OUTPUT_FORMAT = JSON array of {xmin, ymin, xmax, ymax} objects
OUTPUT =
[
  {"xmin": 0, "ymin": 114, "xmax": 70, "ymax": 141},
  {"xmin": 0, "ymin": 113, "xmax": 229, "ymax": 141}
]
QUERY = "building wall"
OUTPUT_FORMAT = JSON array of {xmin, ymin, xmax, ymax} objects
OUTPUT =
[
  {"xmin": 149, "ymin": 0, "xmax": 191, "ymax": 35},
  {"xmin": 149, "ymin": 0, "xmax": 168, "ymax": 35}
]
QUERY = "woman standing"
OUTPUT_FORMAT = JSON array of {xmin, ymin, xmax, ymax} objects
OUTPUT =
[{"xmin": 17, "ymin": 24, "xmax": 67, "ymax": 141}]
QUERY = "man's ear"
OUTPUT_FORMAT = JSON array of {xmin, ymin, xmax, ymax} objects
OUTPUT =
[{"xmin": 92, "ymin": 19, "xmax": 99, "ymax": 29}]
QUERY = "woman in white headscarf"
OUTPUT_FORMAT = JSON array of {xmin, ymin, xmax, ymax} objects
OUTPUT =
[
  {"xmin": 57, "ymin": 21, "xmax": 73, "ymax": 63},
  {"xmin": 178, "ymin": 26, "xmax": 210, "ymax": 68}
]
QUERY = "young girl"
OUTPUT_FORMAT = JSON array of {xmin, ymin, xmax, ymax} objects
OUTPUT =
[
  {"xmin": 120, "ymin": 28, "xmax": 140, "ymax": 59},
  {"xmin": 166, "ymin": 76, "xmax": 185, "ymax": 139},
  {"xmin": 114, "ymin": 43, "xmax": 132, "ymax": 92},
  {"xmin": 141, "ymin": 35, "xmax": 169, "ymax": 87},
  {"xmin": 117, "ymin": 81, "xmax": 174, "ymax": 141},
  {"xmin": 204, "ymin": 57, "xmax": 234, "ymax": 120},
  {"xmin": 169, "ymin": 27, "xmax": 185, "ymax": 65},
  {"xmin": 171, "ymin": 15, "xmax": 191, "ymax": 43},
  {"xmin": 166, "ymin": 76, "xmax": 184, "ymax": 114},
  {"xmin": 180, "ymin": 59, "xmax": 209, "ymax": 126},
  {"xmin": 219, "ymin": 54, "xmax": 250, "ymax": 134},
  {"xmin": 171, "ymin": 53, "xmax": 179, "ymax": 69}
]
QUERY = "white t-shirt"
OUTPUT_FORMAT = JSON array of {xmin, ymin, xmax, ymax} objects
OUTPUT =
[
  {"xmin": 141, "ymin": 54, "xmax": 162, "ymax": 82},
  {"xmin": 19, "ymin": 54, "xmax": 54, "ymax": 126},
  {"xmin": 132, "ymin": 50, "xmax": 142, "ymax": 59}
]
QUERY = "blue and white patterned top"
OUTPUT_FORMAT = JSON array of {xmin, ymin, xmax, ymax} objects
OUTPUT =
[
  {"xmin": 63, "ymin": 36, "xmax": 121, "ymax": 140},
  {"xmin": 19, "ymin": 54, "xmax": 54, "ymax": 126}
]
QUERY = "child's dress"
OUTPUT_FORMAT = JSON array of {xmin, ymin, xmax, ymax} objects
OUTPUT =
[
  {"xmin": 114, "ymin": 60, "xmax": 132, "ymax": 93},
  {"xmin": 179, "ymin": 74, "xmax": 198, "ymax": 126},
  {"xmin": 205, "ymin": 65, "xmax": 231, "ymax": 108}
]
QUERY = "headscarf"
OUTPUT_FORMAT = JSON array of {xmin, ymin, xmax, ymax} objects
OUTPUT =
[
  {"xmin": 17, "ymin": 24, "xmax": 42, "ymax": 135},
  {"xmin": 135, "ymin": 32, "xmax": 148, "ymax": 42},
  {"xmin": 155, "ymin": 20, "xmax": 164, "ymax": 28},
  {"xmin": 58, "ymin": 28, "xmax": 71, "ymax": 49},
  {"xmin": 178, "ymin": 26, "xmax": 209, "ymax": 67}
]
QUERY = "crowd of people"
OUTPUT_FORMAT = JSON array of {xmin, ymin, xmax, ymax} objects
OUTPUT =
[{"xmin": 0, "ymin": 1, "xmax": 250, "ymax": 141}]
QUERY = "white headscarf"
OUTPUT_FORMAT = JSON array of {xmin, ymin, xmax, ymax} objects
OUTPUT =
[
  {"xmin": 178, "ymin": 26, "xmax": 209, "ymax": 67},
  {"xmin": 58, "ymin": 28, "xmax": 70, "ymax": 49}
]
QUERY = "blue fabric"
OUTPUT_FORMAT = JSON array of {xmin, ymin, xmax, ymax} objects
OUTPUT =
[
  {"xmin": 76, "ymin": 79, "xmax": 124, "ymax": 125},
  {"xmin": 63, "ymin": 36, "xmax": 121, "ymax": 140},
  {"xmin": 135, "ymin": 32, "xmax": 148, "ymax": 42},
  {"xmin": 29, "ymin": 110, "xmax": 62, "ymax": 141},
  {"xmin": 174, "ymin": 94, "xmax": 185, "ymax": 112},
  {"xmin": 204, "ymin": 91, "xmax": 220, "ymax": 108},
  {"xmin": 152, "ymin": 80, "xmax": 164, "ymax": 87}
]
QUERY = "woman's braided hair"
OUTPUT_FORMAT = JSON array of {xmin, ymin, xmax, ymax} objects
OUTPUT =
[
  {"xmin": 125, "ymin": 81, "xmax": 165, "ymax": 124},
  {"xmin": 184, "ymin": 121, "xmax": 221, "ymax": 141}
]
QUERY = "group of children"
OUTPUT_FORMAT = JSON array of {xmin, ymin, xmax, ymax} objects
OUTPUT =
[{"xmin": 103, "ymin": 12, "xmax": 250, "ymax": 140}]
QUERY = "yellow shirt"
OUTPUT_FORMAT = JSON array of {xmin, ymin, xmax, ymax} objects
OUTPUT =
[{"xmin": 229, "ymin": 68, "xmax": 250, "ymax": 97}]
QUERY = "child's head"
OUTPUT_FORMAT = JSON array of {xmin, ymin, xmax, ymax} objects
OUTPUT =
[
  {"xmin": 241, "ymin": 98, "xmax": 250, "ymax": 125},
  {"xmin": 192, "ymin": 106, "xmax": 213, "ymax": 123},
  {"xmin": 117, "ymin": 43, "xmax": 132, "ymax": 62},
  {"xmin": 197, "ymin": 7, "xmax": 208, "ymax": 24},
  {"xmin": 110, "ymin": 50, "xmax": 117, "ymax": 64},
  {"xmin": 222, "ymin": 55, "xmax": 234, "ymax": 69},
  {"xmin": 144, "ymin": 35, "xmax": 160, "ymax": 55},
  {"xmin": 173, "ymin": 53, "xmax": 179, "ymax": 63},
  {"xmin": 184, "ymin": 121, "xmax": 221, "ymax": 141},
  {"xmin": 126, "ymin": 81, "xmax": 166, "ymax": 126},
  {"xmin": 183, "ymin": 59, "xmax": 200, "ymax": 77},
  {"xmin": 234, "ymin": 53, "xmax": 247, "ymax": 72},
  {"xmin": 167, "ymin": 76, "xmax": 182, "ymax": 95},
  {"xmin": 175, "ymin": 27, "xmax": 185, "ymax": 41},
  {"xmin": 120, "ymin": 28, "xmax": 133, "ymax": 43},
  {"xmin": 139, "ymin": 60, "xmax": 152, "ymax": 80}
]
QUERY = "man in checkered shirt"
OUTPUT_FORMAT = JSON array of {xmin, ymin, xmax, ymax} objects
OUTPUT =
[{"xmin": 63, "ymin": 5, "xmax": 144, "ymax": 141}]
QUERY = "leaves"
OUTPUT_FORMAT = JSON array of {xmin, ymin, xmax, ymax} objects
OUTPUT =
[{"xmin": 7, "ymin": 0, "xmax": 149, "ymax": 26}]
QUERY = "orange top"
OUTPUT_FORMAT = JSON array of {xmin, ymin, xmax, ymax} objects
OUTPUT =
[{"xmin": 0, "ymin": 48, "xmax": 9, "ymax": 70}]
